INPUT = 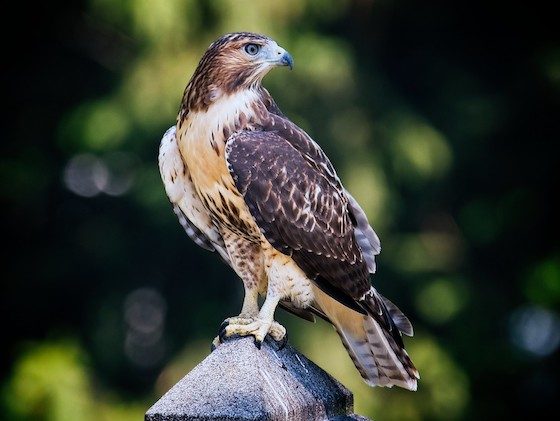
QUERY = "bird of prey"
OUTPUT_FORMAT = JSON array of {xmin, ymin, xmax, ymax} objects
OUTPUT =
[{"xmin": 159, "ymin": 32, "xmax": 419, "ymax": 390}]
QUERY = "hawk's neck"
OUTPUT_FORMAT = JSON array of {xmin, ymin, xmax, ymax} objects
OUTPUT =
[
  {"xmin": 176, "ymin": 88, "xmax": 270, "ymax": 192},
  {"xmin": 178, "ymin": 88, "xmax": 269, "ymax": 151}
]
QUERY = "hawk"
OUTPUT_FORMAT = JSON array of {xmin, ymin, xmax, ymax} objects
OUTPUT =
[{"xmin": 159, "ymin": 32, "xmax": 419, "ymax": 390}]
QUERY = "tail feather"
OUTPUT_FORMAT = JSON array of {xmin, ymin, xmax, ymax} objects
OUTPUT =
[
  {"xmin": 381, "ymin": 296, "xmax": 414, "ymax": 337},
  {"xmin": 363, "ymin": 317, "xmax": 419, "ymax": 388},
  {"xmin": 312, "ymin": 286, "xmax": 419, "ymax": 391}
]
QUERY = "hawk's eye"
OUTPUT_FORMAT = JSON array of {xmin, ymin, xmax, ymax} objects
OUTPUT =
[{"xmin": 244, "ymin": 43, "xmax": 260, "ymax": 56}]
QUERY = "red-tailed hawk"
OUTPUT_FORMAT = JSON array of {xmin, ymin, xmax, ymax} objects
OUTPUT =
[{"xmin": 159, "ymin": 32, "xmax": 419, "ymax": 390}]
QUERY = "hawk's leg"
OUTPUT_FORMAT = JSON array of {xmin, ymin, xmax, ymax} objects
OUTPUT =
[
  {"xmin": 212, "ymin": 230, "xmax": 269, "ymax": 349},
  {"xmin": 231, "ymin": 285, "xmax": 260, "ymax": 321},
  {"xmin": 219, "ymin": 287, "xmax": 259, "ymax": 331},
  {"xmin": 219, "ymin": 251, "xmax": 290, "ymax": 348}
]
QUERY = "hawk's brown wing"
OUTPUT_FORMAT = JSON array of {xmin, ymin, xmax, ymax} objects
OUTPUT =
[{"xmin": 225, "ymin": 129, "xmax": 373, "ymax": 315}]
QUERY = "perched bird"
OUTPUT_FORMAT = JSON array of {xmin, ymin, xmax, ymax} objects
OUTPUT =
[{"xmin": 159, "ymin": 32, "xmax": 419, "ymax": 390}]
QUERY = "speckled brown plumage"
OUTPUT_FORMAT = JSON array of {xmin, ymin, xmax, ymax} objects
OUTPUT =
[{"xmin": 226, "ymin": 130, "xmax": 371, "ymax": 306}]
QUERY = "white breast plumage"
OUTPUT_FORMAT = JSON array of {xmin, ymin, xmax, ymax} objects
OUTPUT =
[
  {"xmin": 175, "ymin": 90, "xmax": 264, "ymax": 239},
  {"xmin": 158, "ymin": 126, "xmax": 231, "ymax": 263}
]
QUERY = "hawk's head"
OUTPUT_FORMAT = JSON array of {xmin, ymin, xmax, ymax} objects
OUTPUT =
[{"xmin": 185, "ymin": 32, "xmax": 293, "ymax": 110}]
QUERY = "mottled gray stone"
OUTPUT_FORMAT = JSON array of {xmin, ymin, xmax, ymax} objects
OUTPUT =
[{"xmin": 146, "ymin": 336, "xmax": 370, "ymax": 421}]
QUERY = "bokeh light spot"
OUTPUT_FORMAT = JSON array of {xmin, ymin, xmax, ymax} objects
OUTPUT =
[
  {"xmin": 416, "ymin": 279, "xmax": 467, "ymax": 324},
  {"xmin": 510, "ymin": 305, "xmax": 560, "ymax": 357},
  {"xmin": 63, "ymin": 153, "xmax": 108, "ymax": 197},
  {"xmin": 343, "ymin": 163, "xmax": 390, "ymax": 229},
  {"xmin": 392, "ymin": 118, "xmax": 452, "ymax": 183},
  {"xmin": 124, "ymin": 288, "xmax": 167, "ymax": 368},
  {"xmin": 102, "ymin": 151, "xmax": 139, "ymax": 196},
  {"xmin": 63, "ymin": 152, "xmax": 138, "ymax": 198}
]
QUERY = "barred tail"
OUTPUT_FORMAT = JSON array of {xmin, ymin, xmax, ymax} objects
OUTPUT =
[{"xmin": 313, "ymin": 286, "xmax": 419, "ymax": 391}]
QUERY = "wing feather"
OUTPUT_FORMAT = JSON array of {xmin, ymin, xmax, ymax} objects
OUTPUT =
[
  {"xmin": 345, "ymin": 190, "xmax": 381, "ymax": 273},
  {"xmin": 225, "ymin": 130, "xmax": 371, "ymax": 307}
]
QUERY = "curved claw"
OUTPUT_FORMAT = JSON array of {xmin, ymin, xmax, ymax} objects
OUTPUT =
[
  {"xmin": 275, "ymin": 331, "xmax": 288, "ymax": 350},
  {"xmin": 218, "ymin": 326, "xmax": 227, "ymax": 343},
  {"xmin": 218, "ymin": 319, "xmax": 230, "ymax": 334},
  {"xmin": 254, "ymin": 337, "xmax": 263, "ymax": 350},
  {"xmin": 219, "ymin": 328, "xmax": 242, "ymax": 344}
]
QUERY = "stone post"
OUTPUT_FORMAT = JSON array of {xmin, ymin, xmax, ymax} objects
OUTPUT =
[{"xmin": 146, "ymin": 336, "xmax": 370, "ymax": 421}]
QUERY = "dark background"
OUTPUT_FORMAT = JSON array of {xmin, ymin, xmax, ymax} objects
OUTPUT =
[{"xmin": 2, "ymin": 1, "xmax": 558, "ymax": 419}]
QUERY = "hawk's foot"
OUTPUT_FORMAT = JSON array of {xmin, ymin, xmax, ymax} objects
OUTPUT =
[
  {"xmin": 218, "ymin": 316, "xmax": 256, "ymax": 333},
  {"xmin": 211, "ymin": 316, "xmax": 257, "ymax": 351},
  {"xmin": 215, "ymin": 318, "xmax": 287, "ymax": 350}
]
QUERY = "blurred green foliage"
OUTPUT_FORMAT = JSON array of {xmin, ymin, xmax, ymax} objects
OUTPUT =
[
  {"xmin": 2, "ymin": 0, "xmax": 558, "ymax": 420},
  {"xmin": 4, "ymin": 342, "xmax": 145, "ymax": 420}
]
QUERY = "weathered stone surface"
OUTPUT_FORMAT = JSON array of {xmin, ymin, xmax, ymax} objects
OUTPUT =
[{"xmin": 145, "ymin": 336, "xmax": 370, "ymax": 421}]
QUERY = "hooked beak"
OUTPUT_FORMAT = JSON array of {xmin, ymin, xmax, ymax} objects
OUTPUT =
[
  {"xmin": 279, "ymin": 51, "xmax": 293, "ymax": 70},
  {"xmin": 271, "ymin": 46, "xmax": 293, "ymax": 70}
]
